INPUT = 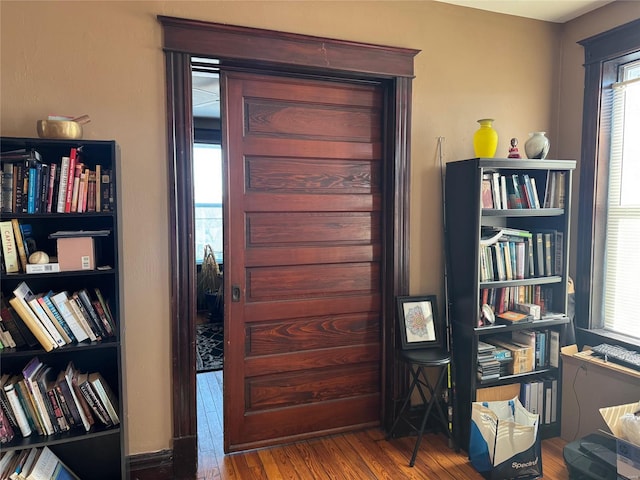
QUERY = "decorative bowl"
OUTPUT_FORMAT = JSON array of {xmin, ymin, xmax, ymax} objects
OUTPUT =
[{"xmin": 37, "ymin": 119, "xmax": 83, "ymax": 139}]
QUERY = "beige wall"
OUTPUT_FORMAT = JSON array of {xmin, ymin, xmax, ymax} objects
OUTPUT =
[{"xmin": 1, "ymin": 0, "xmax": 638, "ymax": 456}]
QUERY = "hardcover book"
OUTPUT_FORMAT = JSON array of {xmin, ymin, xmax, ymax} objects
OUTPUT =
[
  {"xmin": 64, "ymin": 362, "xmax": 94, "ymax": 431},
  {"xmin": 0, "ymin": 220, "xmax": 19, "ymax": 273},
  {"xmin": 11, "ymin": 218, "xmax": 28, "ymax": 272},
  {"xmin": 8, "ymin": 297, "xmax": 56, "ymax": 352},
  {"xmin": 50, "ymin": 292, "xmax": 90, "ymax": 343},
  {"xmin": 496, "ymin": 310, "xmax": 532, "ymax": 324},
  {"xmin": 25, "ymin": 446, "xmax": 81, "ymax": 480}
]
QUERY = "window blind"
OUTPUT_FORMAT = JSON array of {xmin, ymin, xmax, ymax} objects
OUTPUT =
[{"xmin": 603, "ymin": 65, "xmax": 640, "ymax": 339}]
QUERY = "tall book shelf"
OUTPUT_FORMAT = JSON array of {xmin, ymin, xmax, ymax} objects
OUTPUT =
[
  {"xmin": 444, "ymin": 157, "xmax": 575, "ymax": 451},
  {"xmin": 0, "ymin": 137, "xmax": 124, "ymax": 479}
]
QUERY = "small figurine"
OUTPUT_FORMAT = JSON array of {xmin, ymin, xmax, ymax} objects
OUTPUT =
[{"xmin": 508, "ymin": 137, "xmax": 522, "ymax": 158}]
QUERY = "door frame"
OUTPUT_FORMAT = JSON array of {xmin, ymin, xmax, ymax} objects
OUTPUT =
[{"xmin": 159, "ymin": 16, "xmax": 418, "ymax": 478}]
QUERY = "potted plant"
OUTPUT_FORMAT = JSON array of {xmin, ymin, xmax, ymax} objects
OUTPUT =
[{"xmin": 197, "ymin": 244, "xmax": 223, "ymax": 320}]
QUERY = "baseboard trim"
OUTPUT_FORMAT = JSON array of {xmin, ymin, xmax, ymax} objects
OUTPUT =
[{"xmin": 129, "ymin": 449, "xmax": 174, "ymax": 480}]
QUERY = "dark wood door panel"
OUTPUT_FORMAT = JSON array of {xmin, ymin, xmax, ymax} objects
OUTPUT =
[
  {"xmin": 243, "ymin": 294, "xmax": 381, "ymax": 322},
  {"xmin": 245, "ymin": 100, "xmax": 381, "ymax": 141},
  {"xmin": 244, "ymin": 193, "xmax": 380, "ymax": 212},
  {"xmin": 246, "ymin": 212, "xmax": 381, "ymax": 245},
  {"xmin": 245, "ymin": 245, "xmax": 380, "ymax": 267},
  {"xmin": 246, "ymin": 364, "xmax": 379, "ymax": 411},
  {"xmin": 242, "ymin": 136, "xmax": 380, "ymax": 159},
  {"xmin": 234, "ymin": 396, "xmax": 380, "ymax": 448},
  {"xmin": 244, "ymin": 344, "xmax": 380, "ymax": 377},
  {"xmin": 246, "ymin": 263, "xmax": 380, "ymax": 301},
  {"xmin": 246, "ymin": 312, "xmax": 380, "ymax": 355},
  {"xmin": 246, "ymin": 157, "xmax": 379, "ymax": 193},
  {"xmin": 239, "ymin": 75, "xmax": 383, "ymax": 109}
]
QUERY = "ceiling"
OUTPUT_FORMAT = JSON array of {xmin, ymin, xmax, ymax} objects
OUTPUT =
[
  {"xmin": 192, "ymin": 0, "xmax": 614, "ymax": 119},
  {"xmin": 434, "ymin": 0, "xmax": 614, "ymax": 23},
  {"xmin": 193, "ymin": 71, "xmax": 220, "ymax": 120}
]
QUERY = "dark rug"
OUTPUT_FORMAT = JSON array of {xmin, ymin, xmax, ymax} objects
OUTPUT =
[{"xmin": 196, "ymin": 323, "xmax": 223, "ymax": 373}]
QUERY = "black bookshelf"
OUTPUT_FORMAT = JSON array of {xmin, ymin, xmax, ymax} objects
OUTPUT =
[
  {"xmin": 445, "ymin": 157, "xmax": 575, "ymax": 452},
  {"xmin": 0, "ymin": 137, "xmax": 124, "ymax": 479}
]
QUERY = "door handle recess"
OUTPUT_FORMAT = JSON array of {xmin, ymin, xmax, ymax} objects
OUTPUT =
[{"xmin": 231, "ymin": 285, "xmax": 241, "ymax": 302}]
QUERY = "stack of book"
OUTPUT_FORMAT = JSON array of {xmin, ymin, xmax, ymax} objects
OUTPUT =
[
  {"xmin": 477, "ymin": 341, "xmax": 501, "ymax": 381},
  {"xmin": 0, "ymin": 146, "xmax": 114, "ymax": 215},
  {"xmin": 1, "ymin": 281, "xmax": 116, "ymax": 353},
  {"xmin": 0, "ymin": 356, "xmax": 120, "ymax": 443}
]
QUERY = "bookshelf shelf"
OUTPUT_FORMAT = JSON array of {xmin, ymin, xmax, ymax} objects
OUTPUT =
[
  {"xmin": 480, "ymin": 275, "xmax": 562, "ymax": 289},
  {"xmin": 473, "ymin": 316, "xmax": 570, "ymax": 337},
  {"xmin": 445, "ymin": 157, "xmax": 575, "ymax": 452},
  {"xmin": 0, "ymin": 136, "xmax": 124, "ymax": 479},
  {"xmin": 3, "ymin": 423, "xmax": 120, "ymax": 450},
  {"xmin": 476, "ymin": 367, "xmax": 560, "ymax": 387},
  {"xmin": 481, "ymin": 208, "xmax": 565, "ymax": 217}
]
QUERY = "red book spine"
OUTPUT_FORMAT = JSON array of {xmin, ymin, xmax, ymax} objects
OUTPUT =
[{"xmin": 64, "ymin": 148, "xmax": 77, "ymax": 213}]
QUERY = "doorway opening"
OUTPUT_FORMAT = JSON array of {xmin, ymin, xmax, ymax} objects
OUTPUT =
[{"xmin": 191, "ymin": 60, "xmax": 226, "ymax": 468}]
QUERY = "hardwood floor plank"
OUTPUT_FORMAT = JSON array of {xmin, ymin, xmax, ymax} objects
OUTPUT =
[
  {"xmin": 196, "ymin": 370, "xmax": 571, "ymax": 479},
  {"xmin": 283, "ymin": 438, "xmax": 344, "ymax": 479},
  {"xmin": 307, "ymin": 435, "xmax": 374, "ymax": 479},
  {"xmin": 256, "ymin": 449, "xmax": 295, "ymax": 479}
]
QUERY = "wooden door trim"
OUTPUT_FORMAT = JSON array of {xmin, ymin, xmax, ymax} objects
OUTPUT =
[
  {"xmin": 159, "ymin": 16, "xmax": 418, "ymax": 78},
  {"xmin": 160, "ymin": 16, "xmax": 417, "ymax": 478}
]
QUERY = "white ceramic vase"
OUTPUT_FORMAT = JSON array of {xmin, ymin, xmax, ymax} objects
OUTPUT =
[{"xmin": 524, "ymin": 132, "xmax": 550, "ymax": 159}]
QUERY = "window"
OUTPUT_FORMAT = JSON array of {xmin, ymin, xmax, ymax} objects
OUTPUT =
[
  {"xmin": 603, "ymin": 61, "xmax": 640, "ymax": 338},
  {"xmin": 576, "ymin": 19, "xmax": 640, "ymax": 344},
  {"xmin": 194, "ymin": 143, "xmax": 223, "ymax": 263}
]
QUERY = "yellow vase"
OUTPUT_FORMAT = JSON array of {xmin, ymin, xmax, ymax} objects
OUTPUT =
[{"xmin": 473, "ymin": 118, "xmax": 498, "ymax": 158}]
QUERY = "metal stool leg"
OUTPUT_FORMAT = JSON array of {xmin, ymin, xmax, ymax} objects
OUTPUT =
[
  {"xmin": 386, "ymin": 364, "xmax": 422, "ymax": 440},
  {"xmin": 408, "ymin": 365, "xmax": 448, "ymax": 467}
]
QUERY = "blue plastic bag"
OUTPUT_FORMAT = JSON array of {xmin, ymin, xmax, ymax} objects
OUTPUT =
[{"xmin": 469, "ymin": 397, "xmax": 542, "ymax": 479}]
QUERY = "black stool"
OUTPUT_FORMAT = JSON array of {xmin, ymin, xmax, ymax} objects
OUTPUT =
[{"xmin": 387, "ymin": 348, "xmax": 453, "ymax": 467}]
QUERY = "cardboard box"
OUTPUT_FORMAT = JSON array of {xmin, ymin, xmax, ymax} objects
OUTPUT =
[
  {"xmin": 600, "ymin": 402, "xmax": 640, "ymax": 479},
  {"xmin": 488, "ymin": 339, "xmax": 534, "ymax": 374},
  {"xmin": 560, "ymin": 345, "xmax": 640, "ymax": 442},
  {"xmin": 57, "ymin": 236, "xmax": 95, "ymax": 271}
]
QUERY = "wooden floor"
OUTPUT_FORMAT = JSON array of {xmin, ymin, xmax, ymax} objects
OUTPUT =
[{"xmin": 196, "ymin": 371, "xmax": 571, "ymax": 479}]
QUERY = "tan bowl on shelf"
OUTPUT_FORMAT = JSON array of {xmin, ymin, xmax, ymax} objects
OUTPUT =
[{"xmin": 37, "ymin": 119, "xmax": 83, "ymax": 139}]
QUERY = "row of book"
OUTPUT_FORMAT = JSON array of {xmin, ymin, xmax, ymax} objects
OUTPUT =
[
  {"xmin": 480, "ymin": 170, "xmax": 566, "ymax": 210},
  {"xmin": 520, "ymin": 377, "xmax": 559, "ymax": 425},
  {"xmin": 0, "ymin": 147, "xmax": 114, "ymax": 214},
  {"xmin": 0, "ymin": 356, "xmax": 119, "ymax": 443},
  {"xmin": 0, "ymin": 281, "xmax": 115, "ymax": 353},
  {"xmin": 481, "ymin": 172, "xmax": 541, "ymax": 210},
  {"xmin": 479, "ymin": 226, "xmax": 563, "ymax": 282},
  {"xmin": 477, "ymin": 330, "xmax": 560, "ymax": 380},
  {"xmin": 0, "ymin": 446, "xmax": 79, "ymax": 480},
  {"xmin": 480, "ymin": 285, "xmax": 554, "ymax": 317},
  {"xmin": 1, "ymin": 218, "xmax": 40, "ymax": 274}
]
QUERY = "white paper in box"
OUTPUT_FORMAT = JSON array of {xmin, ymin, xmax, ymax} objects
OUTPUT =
[{"xmin": 599, "ymin": 402, "xmax": 640, "ymax": 479}]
